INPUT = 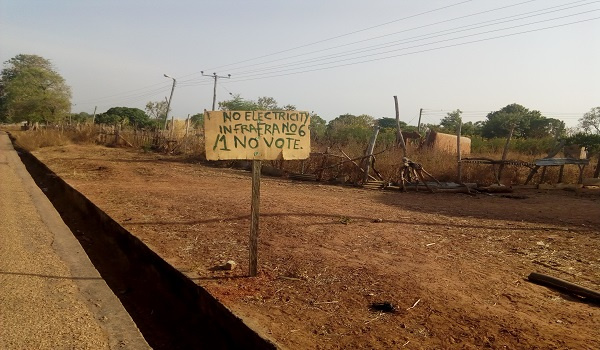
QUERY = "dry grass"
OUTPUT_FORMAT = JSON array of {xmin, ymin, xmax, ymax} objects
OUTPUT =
[
  {"xmin": 10, "ymin": 129, "xmax": 72, "ymax": 151},
  {"xmin": 6, "ymin": 127, "xmax": 596, "ymax": 185}
]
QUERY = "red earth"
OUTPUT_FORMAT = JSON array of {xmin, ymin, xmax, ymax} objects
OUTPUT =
[{"xmin": 32, "ymin": 144, "xmax": 600, "ymax": 349}]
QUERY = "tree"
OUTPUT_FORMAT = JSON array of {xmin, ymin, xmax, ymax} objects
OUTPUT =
[
  {"xmin": 480, "ymin": 103, "xmax": 560, "ymax": 139},
  {"xmin": 95, "ymin": 107, "xmax": 150, "ymax": 127},
  {"xmin": 460, "ymin": 121, "xmax": 482, "ymax": 136},
  {"xmin": 190, "ymin": 113, "xmax": 204, "ymax": 128},
  {"xmin": 218, "ymin": 94, "xmax": 300, "ymax": 112},
  {"xmin": 145, "ymin": 100, "xmax": 169, "ymax": 122},
  {"xmin": 70, "ymin": 112, "xmax": 92, "ymax": 124},
  {"xmin": 579, "ymin": 107, "xmax": 600, "ymax": 134},
  {"xmin": 219, "ymin": 94, "xmax": 259, "ymax": 111},
  {"xmin": 0, "ymin": 54, "xmax": 71, "ymax": 124},
  {"xmin": 309, "ymin": 113, "xmax": 326, "ymax": 141},
  {"xmin": 256, "ymin": 96, "xmax": 279, "ymax": 110},
  {"xmin": 439, "ymin": 109, "xmax": 462, "ymax": 133},
  {"xmin": 326, "ymin": 114, "xmax": 374, "ymax": 143},
  {"xmin": 377, "ymin": 117, "xmax": 407, "ymax": 130}
]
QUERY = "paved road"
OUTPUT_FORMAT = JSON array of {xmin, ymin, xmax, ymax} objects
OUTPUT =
[{"xmin": 0, "ymin": 132, "xmax": 150, "ymax": 349}]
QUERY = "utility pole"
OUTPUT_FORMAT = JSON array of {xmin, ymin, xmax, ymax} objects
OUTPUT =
[
  {"xmin": 201, "ymin": 71, "xmax": 231, "ymax": 110},
  {"xmin": 417, "ymin": 108, "xmax": 423, "ymax": 132},
  {"xmin": 163, "ymin": 74, "xmax": 176, "ymax": 130}
]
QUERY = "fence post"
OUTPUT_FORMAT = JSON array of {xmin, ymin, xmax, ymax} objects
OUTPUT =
[
  {"xmin": 497, "ymin": 125, "xmax": 515, "ymax": 182},
  {"xmin": 362, "ymin": 126, "xmax": 380, "ymax": 184},
  {"xmin": 394, "ymin": 96, "xmax": 407, "ymax": 158},
  {"xmin": 457, "ymin": 119, "xmax": 462, "ymax": 184}
]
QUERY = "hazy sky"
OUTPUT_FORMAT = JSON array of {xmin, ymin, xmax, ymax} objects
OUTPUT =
[{"xmin": 1, "ymin": 0, "xmax": 599, "ymax": 127}]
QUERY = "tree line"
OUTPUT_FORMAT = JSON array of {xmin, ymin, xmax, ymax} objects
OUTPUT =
[{"xmin": 1, "ymin": 54, "xmax": 599, "ymax": 158}]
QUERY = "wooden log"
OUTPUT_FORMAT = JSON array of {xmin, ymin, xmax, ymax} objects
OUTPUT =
[
  {"xmin": 497, "ymin": 125, "xmax": 515, "ymax": 181},
  {"xmin": 528, "ymin": 272, "xmax": 600, "ymax": 302},
  {"xmin": 478, "ymin": 185, "xmax": 513, "ymax": 193},
  {"xmin": 249, "ymin": 160, "xmax": 261, "ymax": 277},
  {"xmin": 339, "ymin": 149, "xmax": 377, "ymax": 181},
  {"xmin": 394, "ymin": 96, "xmax": 407, "ymax": 157},
  {"xmin": 578, "ymin": 164, "xmax": 586, "ymax": 184},
  {"xmin": 119, "ymin": 134, "xmax": 134, "ymax": 147},
  {"xmin": 316, "ymin": 147, "xmax": 392, "ymax": 172},
  {"xmin": 539, "ymin": 166, "xmax": 547, "ymax": 183},
  {"xmin": 289, "ymin": 173, "xmax": 317, "ymax": 181},
  {"xmin": 362, "ymin": 126, "xmax": 380, "ymax": 184},
  {"xmin": 558, "ymin": 164, "xmax": 565, "ymax": 183}
]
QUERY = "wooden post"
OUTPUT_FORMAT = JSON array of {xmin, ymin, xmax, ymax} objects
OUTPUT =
[
  {"xmin": 456, "ymin": 119, "xmax": 462, "ymax": 184},
  {"xmin": 340, "ymin": 148, "xmax": 377, "ymax": 181},
  {"xmin": 525, "ymin": 140, "xmax": 565, "ymax": 185},
  {"xmin": 417, "ymin": 108, "xmax": 423, "ymax": 133},
  {"xmin": 185, "ymin": 114, "xmax": 190, "ymax": 136},
  {"xmin": 578, "ymin": 164, "xmax": 586, "ymax": 184},
  {"xmin": 362, "ymin": 126, "xmax": 380, "ymax": 184},
  {"xmin": 316, "ymin": 147, "xmax": 329, "ymax": 181},
  {"xmin": 249, "ymin": 160, "xmax": 261, "ymax": 277},
  {"xmin": 114, "ymin": 124, "xmax": 120, "ymax": 145},
  {"xmin": 558, "ymin": 165, "xmax": 565, "ymax": 183},
  {"xmin": 184, "ymin": 114, "xmax": 190, "ymax": 154},
  {"xmin": 497, "ymin": 125, "xmax": 515, "ymax": 182},
  {"xmin": 540, "ymin": 166, "xmax": 547, "ymax": 184},
  {"xmin": 170, "ymin": 116, "xmax": 175, "ymax": 138},
  {"xmin": 92, "ymin": 106, "xmax": 97, "ymax": 125},
  {"xmin": 393, "ymin": 96, "xmax": 407, "ymax": 157}
]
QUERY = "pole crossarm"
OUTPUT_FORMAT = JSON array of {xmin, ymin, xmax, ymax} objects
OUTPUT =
[{"xmin": 201, "ymin": 71, "xmax": 231, "ymax": 110}]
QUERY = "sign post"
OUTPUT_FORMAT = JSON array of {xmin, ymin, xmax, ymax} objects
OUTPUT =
[
  {"xmin": 204, "ymin": 110, "xmax": 311, "ymax": 276},
  {"xmin": 249, "ymin": 159, "xmax": 261, "ymax": 276}
]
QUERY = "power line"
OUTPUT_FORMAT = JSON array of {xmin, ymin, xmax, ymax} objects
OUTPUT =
[
  {"xmin": 75, "ymin": 1, "xmax": 599, "ymax": 108},
  {"xmin": 224, "ymin": 1, "xmax": 597, "ymax": 78},
  {"xmin": 198, "ymin": 0, "xmax": 476, "ymax": 73},
  {"xmin": 216, "ymin": 0, "xmax": 572, "ymax": 75},
  {"xmin": 220, "ymin": 16, "xmax": 599, "ymax": 84}
]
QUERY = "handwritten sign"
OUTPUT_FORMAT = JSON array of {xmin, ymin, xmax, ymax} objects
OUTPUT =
[{"xmin": 204, "ymin": 110, "xmax": 311, "ymax": 160}]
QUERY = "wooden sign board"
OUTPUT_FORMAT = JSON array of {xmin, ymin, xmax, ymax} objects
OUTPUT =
[{"xmin": 204, "ymin": 110, "xmax": 311, "ymax": 160}]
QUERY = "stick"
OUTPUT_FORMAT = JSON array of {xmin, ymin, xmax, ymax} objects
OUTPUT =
[
  {"xmin": 528, "ymin": 272, "xmax": 600, "ymax": 302},
  {"xmin": 497, "ymin": 125, "xmax": 515, "ymax": 182},
  {"xmin": 407, "ymin": 298, "xmax": 421, "ymax": 310},
  {"xmin": 364, "ymin": 313, "xmax": 382, "ymax": 324},
  {"xmin": 316, "ymin": 147, "xmax": 393, "ymax": 172},
  {"xmin": 414, "ymin": 169, "xmax": 434, "ymax": 193},
  {"xmin": 339, "ymin": 148, "xmax": 377, "ymax": 181},
  {"xmin": 362, "ymin": 126, "xmax": 380, "ymax": 183},
  {"xmin": 313, "ymin": 301, "xmax": 339, "ymax": 305}
]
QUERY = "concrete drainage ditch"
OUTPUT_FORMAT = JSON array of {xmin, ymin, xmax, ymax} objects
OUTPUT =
[{"xmin": 14, "ymin": 143, "xmax": 277, "ymax": 350}]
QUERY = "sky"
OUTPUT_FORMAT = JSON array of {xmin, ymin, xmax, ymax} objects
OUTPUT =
[{"xmin": 1, "ymin": 0, "xmax": 599, "ymax": 128}]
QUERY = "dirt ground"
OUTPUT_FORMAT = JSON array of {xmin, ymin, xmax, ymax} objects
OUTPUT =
[{"xmin": 30, "ymin": 144, "xmax": 600, "ymax": 349}]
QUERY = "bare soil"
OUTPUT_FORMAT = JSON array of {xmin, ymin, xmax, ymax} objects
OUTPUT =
[{"xmin": 32, "ymin": 144, "xmax": 600, "ymax": 350}]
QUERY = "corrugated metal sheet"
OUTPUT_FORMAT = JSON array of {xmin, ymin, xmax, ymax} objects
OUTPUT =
[{"xmin": 534, "ymin": 158, "xmax": 589, "ymax": 166}]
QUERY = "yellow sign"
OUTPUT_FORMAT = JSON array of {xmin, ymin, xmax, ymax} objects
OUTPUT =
[{"xmin": 204, "ymin": 110, "xmax": 311, "ymax": 160}]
